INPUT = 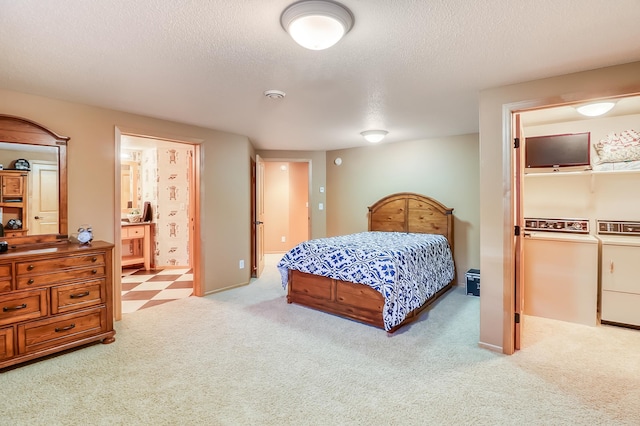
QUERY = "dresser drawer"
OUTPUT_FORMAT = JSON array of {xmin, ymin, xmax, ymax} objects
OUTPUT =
[
  {"xmin": 289, "ymin": 270, "xmax": 333, "ymax": 300},
  {"xmin": 4, "ymin": 230, "xmax": 27, "ymax": 238},
  {"xmin": 0, "ymin": 289, "xmax": 48, "ymax": 326},
  {"xmin": 123, "ymin": 226, "xmax": 145, "ymax": 238},
  {"xmin": 16, "ymin": 253, "xmax": 105, "ymax": 275},
  {"xmin": 0, "ymin": 264, "xmax": 12, "ymax": 280},
  {"xmin": 0, "ymin": 264, "xmax": 12, "ymax": 293},
  {"xmin": 17, "ymin": 307, "xmax": 107, "ymax": 354},
  {"xmin": 51, "ymin": 279, "xmax": 106, "ymax": 314},
  {"xmin": 16, "ymin": 266, "xmax": 106, "ymax": 289},
  {"xmin": 0, "ymin": 326, "xmax": 14, "ymax": 360}
]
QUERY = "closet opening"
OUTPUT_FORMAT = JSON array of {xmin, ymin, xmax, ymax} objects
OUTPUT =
[{"xmin": 511, "ymin": 94, "xmax": 640, "ymax": 352}]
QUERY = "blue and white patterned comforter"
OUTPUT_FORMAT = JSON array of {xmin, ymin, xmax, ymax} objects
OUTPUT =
[{"xmin": 277, "ymin": 231, "xmax": 455, "ymax": 331}]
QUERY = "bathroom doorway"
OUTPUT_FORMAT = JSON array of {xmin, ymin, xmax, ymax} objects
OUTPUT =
[{"xmin": 117, "ymin": 134, "xmax": 200, "ymax": 315}]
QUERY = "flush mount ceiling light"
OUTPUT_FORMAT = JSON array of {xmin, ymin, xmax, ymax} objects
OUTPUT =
[
  {"xmin": 360, "ymin": 130, "xmax": 388, "ymax": 143},
  {"xmin": 281, "ymin": 0, "xmax": 354, "ymax": 50},
  {"xmin": 264, "ymin": 89, "xmax": 286, "ymax": 99},
  {"xmin": 575, "ymin": 101, "xmax": 616, "ymax": 117}
]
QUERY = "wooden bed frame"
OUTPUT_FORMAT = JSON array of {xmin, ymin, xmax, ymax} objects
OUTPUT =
[{"xmin": 286, "ymin": 192, "xmax": 455, "ymax": 333}]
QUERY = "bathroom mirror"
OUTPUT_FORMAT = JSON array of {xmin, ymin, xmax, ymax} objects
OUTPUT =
[
  {"xmin": 0, "ymin": 115, "xmax": 68, "ymax": 245},
  {"xmin": 121, "ymin": 160, "xmax": 139, "ymax": 213}
]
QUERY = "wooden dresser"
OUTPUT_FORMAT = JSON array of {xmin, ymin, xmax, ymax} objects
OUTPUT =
[{"xmin": 0, "ymin": 241, "xmax": 115, "ymax": 369}]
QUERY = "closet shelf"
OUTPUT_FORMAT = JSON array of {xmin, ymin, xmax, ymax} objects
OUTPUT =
[{"xmin": 525, "ymin": 169, "xmax": 640, "ymax": 177}]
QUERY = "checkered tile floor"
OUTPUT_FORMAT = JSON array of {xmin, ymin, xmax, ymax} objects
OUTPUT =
[{"xmin": 121, "ymin": 268, "xmax": 193, "ymax": 314}]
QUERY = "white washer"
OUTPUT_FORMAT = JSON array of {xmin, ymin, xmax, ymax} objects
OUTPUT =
[{"xmin": 523, "ymin": 232, "xmax": 599, "ymax": 326}]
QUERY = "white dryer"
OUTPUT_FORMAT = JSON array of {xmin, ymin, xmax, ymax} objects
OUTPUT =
[{"xmin": 597, "ymin": 220, "xmax": 640, "ymax": 328}]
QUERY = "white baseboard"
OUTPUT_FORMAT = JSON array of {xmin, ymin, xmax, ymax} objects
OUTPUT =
[{"xmin": 478, "ymin": 341, "xmax": 503, "ymax": 353}]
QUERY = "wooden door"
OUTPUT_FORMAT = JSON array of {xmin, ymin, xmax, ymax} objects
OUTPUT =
[
  {"xmin": 250, "ymin": 158, "xmax": 257, "ymax": 277},
  {"xmin": 191, "ymin": 144, "xmax": 202, "ymax": 297},
  {"xmin": 513, "ymin": 113, "xmax": 525, "ymax": 351},
  {"xmin": 29, "ymin": 162, "xmax": 59, "ymax": 235},
  {"xmin": 255, "ymin": 155, "xmax": 265, "ymax": 277}
]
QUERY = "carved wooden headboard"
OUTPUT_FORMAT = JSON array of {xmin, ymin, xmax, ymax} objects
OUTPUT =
[{"xmin": 368, "ymin": 192, "xmax": 454, "ymax": 251}]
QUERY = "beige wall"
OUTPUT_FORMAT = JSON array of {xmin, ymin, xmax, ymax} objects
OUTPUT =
[
  {"xmin": 256, "ymin": 150, "xmax": 326, "ymax": 239},
  {"xmin": 0, "ymin": 88, "xmax": 253, "ymax": 294},
  {"xmin": 479, "ymin": 61, "xmax": 640, "ymax": 353},
  {"xmin": 325, "ymin": 134, "xmax": 480, "ymax": 286}
]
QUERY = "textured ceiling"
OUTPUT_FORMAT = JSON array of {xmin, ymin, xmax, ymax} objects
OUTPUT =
[{"xmin": 2, "ymin": 0, "xmax": 640, "ymax": 151}]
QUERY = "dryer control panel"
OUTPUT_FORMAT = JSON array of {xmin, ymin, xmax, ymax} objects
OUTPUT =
[{"xmin": 597, "ymin": 220, "xmax": 640, "ymax": 236}]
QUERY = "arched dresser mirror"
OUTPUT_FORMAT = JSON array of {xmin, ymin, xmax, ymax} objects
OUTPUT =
[
  {"xmin": 0, "ymin": 114, "xmax": 68, "ymax": 246},
  {"xmin": 0, "ymin": 114, "xmax": 116, "ymax": 370}
]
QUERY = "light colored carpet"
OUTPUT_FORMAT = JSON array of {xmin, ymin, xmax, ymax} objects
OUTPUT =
[{"xmin": 2, "ymin": 255, "xmax": 640, "ymax": 425}]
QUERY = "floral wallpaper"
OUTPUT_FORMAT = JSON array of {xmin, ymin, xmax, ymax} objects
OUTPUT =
[{"xmin": 139, "ymin": 145, "xmax": 192, "ymax": 267}]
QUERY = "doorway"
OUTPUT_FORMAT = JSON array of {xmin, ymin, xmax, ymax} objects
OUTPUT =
[
  {"xmin": 511, "ymin": 93, "xmax": 640, "ymax": 351},
  {"xmin": 251, "ymin": 159, "xmax": 310, "ymax": 278},
  {"xmin": 115, "ymin": 133, "xmax": 201, "ymax": 317}
]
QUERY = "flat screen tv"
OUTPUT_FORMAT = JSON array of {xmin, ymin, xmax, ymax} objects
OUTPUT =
[{"xmin": 525, "ymin": 132, "xmax": 591, "ymax": 168}]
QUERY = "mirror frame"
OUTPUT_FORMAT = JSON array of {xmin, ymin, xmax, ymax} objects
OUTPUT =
[{"xmin": 0, "ymin": 114, "xmax": 68, "ymax": 246}]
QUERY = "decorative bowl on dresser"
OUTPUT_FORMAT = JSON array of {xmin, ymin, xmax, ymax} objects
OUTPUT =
[{"xmin": 0, "ymin": 114, "xmax": 116, "ymax": 370}]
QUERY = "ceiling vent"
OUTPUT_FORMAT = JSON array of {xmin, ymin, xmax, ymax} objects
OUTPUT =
[{"xmin": 264, "ymin": 89, "xmax": 286, "ymax": 100}]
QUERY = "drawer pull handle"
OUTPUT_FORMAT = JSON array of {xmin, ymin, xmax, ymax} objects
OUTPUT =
[
  {"xmin": 27, "ymin": 264, "xmax": 35, "ymax": 271},
  {"xmin": 28, "ymin": 279, "xmax": 35, "ymax": 285},
  {"xmin": 91, "ymin": 257, "xmax": 98, "ymax": 262},
  {"xmin": 55, "ymin": 323, "xmax": 76, "ymax": 333},
  {"xmin": 91, "ymin": 269, "xmax": 98, "ymax": 274},
  {"xmin": 70, "ymin": 291, "xmax": 90, "ymax": 299},
  {"xmin": 3, "ymin": 303, "xmax": 27, "ymax": 312},
  {"xmin": 610, "ymin": 260, "xmax": 614, "ymax": 273}
]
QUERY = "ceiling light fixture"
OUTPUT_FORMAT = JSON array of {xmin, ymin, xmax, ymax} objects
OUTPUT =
[
  {"xmin": 281, "ymin": 0, "xmax": 354, "ymax": 50},
  {"xmin": 264, "ymin": 89, "xmax": 286, "ymax": 100},
  {"xmin": 575, "ymin": 101, "xmax": 616, "ymax": 117},
  {"xmin": 360, "ymin": 130, "xmax": 388, "ymax": 143}
]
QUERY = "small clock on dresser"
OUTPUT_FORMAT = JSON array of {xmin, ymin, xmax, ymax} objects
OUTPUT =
[{"xmin": 77, "ymin": 225, "xmax": 93, "ymax": 245}]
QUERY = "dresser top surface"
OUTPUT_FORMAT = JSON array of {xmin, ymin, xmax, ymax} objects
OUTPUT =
[{"xmin": 0, "ymin": 240, "xmax": 114, "ymax": 261}]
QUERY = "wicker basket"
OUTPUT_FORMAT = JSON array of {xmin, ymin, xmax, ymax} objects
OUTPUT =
[{"xmin": 127, "ymin": 213, "xmax": 142, "ymax": 223}]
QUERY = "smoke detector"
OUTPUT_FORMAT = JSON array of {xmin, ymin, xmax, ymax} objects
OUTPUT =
[{"xmin": 264, "ymin": 89, "xmax": 286, "ymax": 100}]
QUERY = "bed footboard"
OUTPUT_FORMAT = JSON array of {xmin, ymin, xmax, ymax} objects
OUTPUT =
[{"xmin": 287, "ymin": 270, "xmax": 454, "ymax": 332}]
